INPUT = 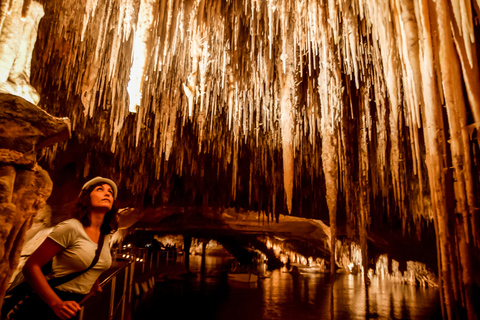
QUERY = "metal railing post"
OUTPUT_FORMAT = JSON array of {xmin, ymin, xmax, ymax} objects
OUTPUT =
[
  {"xmin": 129, "ymin": 260, "xmax": 135, "ymax": 303},
  {"xmin": 109, "ymin": 276, "xmax": 116, "ymax": 319},
  {"xmin": 150, "ymin": 251, "xmax": 153, "ymax": 271},
  {"xmin": 78, "ymin": 306, "xmax": 84, "ymax": 320},
  {"xmin": 80, "ymin": 259, "xmax": 134, "ymax": 320},
  {"xmin": 120, "ymin": 264, "xmax": 128, "ymax": 320}
]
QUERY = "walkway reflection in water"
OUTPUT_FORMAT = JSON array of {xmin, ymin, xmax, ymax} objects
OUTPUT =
[{"xmin": 133, "ymin": 256, "xmax": 441, "ymax": 320}]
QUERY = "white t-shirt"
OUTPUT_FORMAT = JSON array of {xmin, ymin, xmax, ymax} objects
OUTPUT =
[{"xmin": 48, "ymin": 219, "xmax": 112, "ymax": 294}]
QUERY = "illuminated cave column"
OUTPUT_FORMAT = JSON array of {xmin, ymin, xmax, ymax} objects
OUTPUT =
[
  {"xmin": 0, "ymin": 0, "xmax": 45, "ymax": 105},
  {"xmin": 277, "ymin": 5, "xmax": 296, "ymax": 215},
  {"xmin": 127, "ymin": 0, "xmax": 154, "ymax": 113}
]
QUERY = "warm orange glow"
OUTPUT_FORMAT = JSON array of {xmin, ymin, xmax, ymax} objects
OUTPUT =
[{"xmin": 127, "ymin": 0, "xmax": 154, "ymax": 113}]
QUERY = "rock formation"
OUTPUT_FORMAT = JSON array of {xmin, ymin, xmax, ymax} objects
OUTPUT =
[
  {"xmin": 0, "ymin": 0, "xmax": 479, "ymax": 319},
  {"xmin": 0, "ymin": 0, "xmax": 44, "ymax": 105},
  {"xmin": 0, "ymin": 93, "xmax": 70, "ymax": 310}
]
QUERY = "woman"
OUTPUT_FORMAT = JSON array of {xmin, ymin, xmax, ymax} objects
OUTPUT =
[{"xmin": 20, "ymin": 176, "xmax": 118, "ymax": 320}]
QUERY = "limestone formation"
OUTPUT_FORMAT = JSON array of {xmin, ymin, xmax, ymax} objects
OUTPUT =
[
  {"xmin": 0, "ymin": 94, "xmax": 70, "ymax": 312},
  {"xmin": 0, "ymin": 0, "xmax": 44, "ymax": 105},
  {"xmin": 0, "ymin": 165, "xmax": 52, "ymax": 311},
  {"xmin": 0, "ymin": 94, "xmax": 71, "ymax": 155}
]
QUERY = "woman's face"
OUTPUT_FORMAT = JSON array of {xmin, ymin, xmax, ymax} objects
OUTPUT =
[{"xmin": 89, "ymin": 183, "xmax": 114, "ymax": 212}]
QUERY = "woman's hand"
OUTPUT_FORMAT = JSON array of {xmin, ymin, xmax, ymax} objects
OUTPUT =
[
  {"xmin": 51, "ymin": 300, "xmax": 82, "ymax": 320},
  {"xmin": 89, "ymin": 278, "xmax": 102, "ymax": 295}
]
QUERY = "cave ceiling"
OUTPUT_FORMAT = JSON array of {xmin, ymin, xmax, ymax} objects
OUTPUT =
[{"xmin": 10, "ymin": 0, "xmax": 478, "ymax": 243}]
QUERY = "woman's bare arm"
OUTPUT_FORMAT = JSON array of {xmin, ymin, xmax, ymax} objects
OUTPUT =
[{"xmin": 23, "ymin": 238, "xmax": 82, "ymax": 319}]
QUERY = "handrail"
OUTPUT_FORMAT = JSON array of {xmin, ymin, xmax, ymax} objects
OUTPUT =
[
  {"xmin": 99, "ymin": 260, "xmax": 134, "ymax": 288},
  {"xmin": 78, "ymin": 249, "xmax": 176, "ymax": 320},
  {"xmin": 78, "ymin": 259, "xmax": 135, "ymax": 320},
  {"xmin": 79, "ymin": 259, "xmax": 133, "ymax": 306}
]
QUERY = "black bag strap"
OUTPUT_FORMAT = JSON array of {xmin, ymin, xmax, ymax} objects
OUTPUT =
[{"xmin": 48, "ymin": 234, "xmax": 105, "ymax": 288}]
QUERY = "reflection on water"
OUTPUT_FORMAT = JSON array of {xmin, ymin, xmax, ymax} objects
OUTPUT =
[
  {"xmin": 333, "ymin": 274, "xmax": 441, "ymax": 320},
  {"xmin": 133, "ymin": 256, "xmax": 441, "ymax": 320}
]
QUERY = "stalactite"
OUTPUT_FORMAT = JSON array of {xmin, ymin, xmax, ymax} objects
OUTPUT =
[
  {"xmin": 162, "ymin": 0, "xmax": 174, "ymax": 66},
  {"xmin": 0, "ymin": 0, "xmax": 43, "ymax": 105},
  {"xmin": 24, "ymin": 2, "xmax": 480, "ymax": 317},
  {"xmin": 318, "ymin": 1, "xmax": 341, "ymax": 278},
  {"xmin": 232, "ymin": 138, "xmax": 238, "ymax": 202},
  {"xmin": 341, "ymin": 0, "xmax": 360, "ymax": 89},
  {"xmin": 359, "ymin": 90, "xmax": 371, "ymax": 287},
  {"xmin": 417, "ymin": 0, "xmax": 449, "ymax": 304},
  {"xmin": 81, "ymin": 0, "xmax": 99, "ymax": 41},
  {"xmin": 369, "ymin": 42, "xmax": 389, "ymax": 199},
  {"xmin": 276, "ymin": 1, "xmax": 295, "ymax": 215},
  {"xmin": 434, "ymin": 0, "xmax": 476, "ymax": 318},
  {"xmin": 0, "ymin": 0, "xmax": 25, "ymax": 82},
  {"xmin": 451, "ymin": 11, "xmax": 480, "ymax": 247},
  {"xmin": 21, "ymin": 0, "xmax": 31, "ymax": 18},
  {"xmin": 183, "ymin": 0, "xmax": 202, "ymax": 117},
  {"xmin": 0, "ymin": 0, "xmax": 9, "ymax": 33},
  {"xmin": 279, "ymin": 72, "xmax": 294, "ymax": 214},
  {"xmin": 393, "ymin": 0, "xmax": 426, "ymax": 219},
  {"xmin": 128, "ymin": 0, "xmax": 154, "ymax": 117},
  {"xmin": 165, "ymin": 86, "xmax": 179, "ymax": 162},
  {"xmin": 364, "ymin": 0, "xmax": 403, "ymax": 218},
  {"xmin": 451, "ymin": 0, "xmax": 475, "ymax": 67},
  {"xmin": 107, "ymin": 1, "xmax": 124, "ymax": 82}
]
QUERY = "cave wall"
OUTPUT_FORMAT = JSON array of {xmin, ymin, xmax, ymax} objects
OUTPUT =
[
  {"xmin": 0, "ymin": 0, "xmax": 70, "ymax": 305},
  {"xmin": 0, "ymin": 94, "xmax": 70, "ymax": 310},
  {"xmin": 0, "ymin": 162, "xmax": 52, "ymax": 309}
]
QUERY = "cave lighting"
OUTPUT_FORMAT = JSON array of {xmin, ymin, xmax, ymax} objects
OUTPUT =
[{"xmin": 127, "ymin": 0, "xmax": 154, "ymax": 113}]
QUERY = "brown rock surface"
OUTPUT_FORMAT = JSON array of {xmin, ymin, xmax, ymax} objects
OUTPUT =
[
  {"xmin": 0, "ymin": 94, "xmax": 70, "ymax": 155},
  {"xmin": 0, "ymin": 165, "xmax": 52, "ymax": 310},
  {"xmin": 0, "ymin": 95, "xmax": 69, "ymax": 312}
]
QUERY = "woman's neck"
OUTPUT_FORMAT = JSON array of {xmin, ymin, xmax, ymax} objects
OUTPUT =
[{"xmin": 89, "ymin": 210, "xmax": 106, "ymax": 230}]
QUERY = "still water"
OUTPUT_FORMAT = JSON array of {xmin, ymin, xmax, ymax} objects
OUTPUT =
[{"xmin": 132, "ymin": 256, "xmax": 442, "ymax": 320}]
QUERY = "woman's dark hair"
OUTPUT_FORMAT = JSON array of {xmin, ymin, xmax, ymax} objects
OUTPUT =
[{"xmin": 74, "ymin": 182, "xmax": 118, "ymax": 234}]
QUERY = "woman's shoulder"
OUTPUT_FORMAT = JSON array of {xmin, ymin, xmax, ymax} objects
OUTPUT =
[
  {"xmin": 55, "ymin": 218, "xmax": 82, "ymax": 229},
  {"xmin": 48, "ymin": 219, "xmax": 83, "ymax": 245},
  {"xmin": 50, "ymin": 219, "xmax": 83, "ymax": 237}
]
